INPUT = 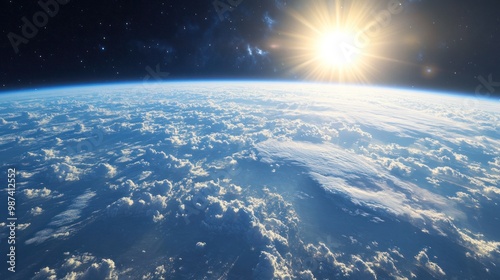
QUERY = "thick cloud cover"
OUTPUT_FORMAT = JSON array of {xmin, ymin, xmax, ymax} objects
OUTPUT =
[{"xmin": 0, "ymin": 82, "xmax": 498, "ymax": 279}]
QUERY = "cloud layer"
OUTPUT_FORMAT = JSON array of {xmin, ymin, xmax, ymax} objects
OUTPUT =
[{"xmin": 0, "ymin": 82, "xmax": 498, "ymax": 279}]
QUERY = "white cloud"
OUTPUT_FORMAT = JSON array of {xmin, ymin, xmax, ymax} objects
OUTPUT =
[
  {"xmin": 94, "ymin": 163, "xmax": 117, "ymax": 178},
  {"xmin": 32, "ymin": 267, "xmax": 57, "ymax": 280},
  {"xmin": 49, "ymin": 191, "xmax": 96, "ymax": 227},
  {"xmin": 297, "ymin": 270, "xmax": 316, "ymax": 280},
  {"xmin": 24, "ymin": 187, "xmax": 52, "ymax": 199},
  {"xmin": 33, "ymin": 253, "xmax": 119, "ymax": 280},
  {"xmin": 257, "ymin": 139, "xmax": 460, "ymax": 230},
  {"xmin": 31, "ymin": 206, "xmax": 44, "ymax": 216},
  {"xmin": 25, "ymin": 228, "xmax": 55, "ymax": 245},
  {"xmin": 448, "ymin": 192, "xmax": 479, "ymax": 207},
  {"xmin": 371, "ymin": 251, "xmax": 406, "ymax": 279},
  {"xmin": 17, "ymin": 223, "xmax": 31, "ymax": 230},
  {"xmin": 253, "ymin": 249, "xmax": 292, "ymax": 279},
  {"xmin": 26, "ymin": 190, "xmax": 95, "ymax": 245},
  {"xmin": 52, "ymin": 162, "xmax": 81, "ymax": 181},
  {"xmin": 3, "ymin": 82, "xmax": 500, "ymax": 278},
  {"xmin": 351, "ymin": 254, "xmax": 377, "ymax": 279},
  {"xmin": 456, "ymin": 228, "xmax": 500, "ymax": 258},
  {"xmin": 414, "ymin": 249, "xmax": 446, "ymax": 277},
  {"xmin": 142, "ymin": 265, "xmax": 167, "ymax": 280},
  {"xmin": 81, "ymin": 258, "xmax": 118, "ymax": 279},
  {"xmin": 489, "ymin": 157, "xmax": 500, "ymax": 169},
  {"xmin": 106, "ymin": 190, "xmax": 170, "ymax": 222}
]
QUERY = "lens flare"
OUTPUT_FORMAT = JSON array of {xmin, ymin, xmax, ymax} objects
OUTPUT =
[
  {"xmin": 316, "ymin": 30, "xmax": 360, "ymax": 69},
  {"xmin": 276, "ymin": 0, "xmax": 406, "ymax": 84}
]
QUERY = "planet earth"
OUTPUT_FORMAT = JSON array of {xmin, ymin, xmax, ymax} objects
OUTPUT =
[{"xmin": 0, "ymin": 81, "xmax": 499, "ymax": 279}]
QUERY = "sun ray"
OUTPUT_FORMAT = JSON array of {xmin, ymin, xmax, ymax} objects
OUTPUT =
[{"xmin": 276, "ymin": 0, "xmax": 405, "ymax": 84}]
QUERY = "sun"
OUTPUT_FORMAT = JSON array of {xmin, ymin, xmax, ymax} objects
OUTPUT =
[
  {"xmin": 275, "ymin": 0, "xmax": 401, "ymax": 83},
  {"xmin": 315, "ymin": 30, "xmax": 360, "ymax": 70}
]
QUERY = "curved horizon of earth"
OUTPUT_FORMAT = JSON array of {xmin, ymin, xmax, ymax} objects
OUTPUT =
[{"xmin": 0, "ymin": 81, "xmax": 499, "ymax": 279}]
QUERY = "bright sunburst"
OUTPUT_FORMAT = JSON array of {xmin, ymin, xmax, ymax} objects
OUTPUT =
[
  {"xmin": 315, "ymin": 30, "xmax": 360, "ymax": 70},
  {"xmin": 278, "ymin": 0, "xmax": 401, "ymax": 83}
]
